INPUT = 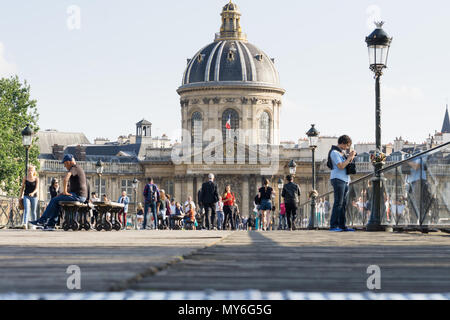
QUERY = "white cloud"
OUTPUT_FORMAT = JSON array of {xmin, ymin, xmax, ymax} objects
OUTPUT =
[
  {"xmin": 281, "ymin": 96, "xmax": 302, "ymax": 110},
  {"xmin": 0, "ymin": 42, "xmax": 17, "ymax": 77},
  {"xmin": 381, "ymin": 84, "xmax": 425, "ymax": 100}
]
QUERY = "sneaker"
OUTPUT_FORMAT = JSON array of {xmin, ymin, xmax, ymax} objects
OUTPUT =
[
  {"xmin": 329, "ymin": 227, "xmax": 344, "ymax": 232},
  {"xmin": 343, "ymin": 228, "xmax": 355, "ymax": 232},
  {"xmin": 42, "ymin": 225, "xmax": 55, "ymax": 231},
  {"xmin": 30, "ymin": 220, "xmax": 44, "ymax": 227}
]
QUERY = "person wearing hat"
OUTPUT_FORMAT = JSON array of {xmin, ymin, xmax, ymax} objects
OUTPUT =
[{"xmin": 30, "ymin": 154, "xmax": 87, "ymax": 231}]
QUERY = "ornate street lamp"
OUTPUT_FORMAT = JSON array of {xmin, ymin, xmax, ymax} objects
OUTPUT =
[
  {"xmin": 365, "ymin": 21, "xmax": 392, "ymax": 231},
  {"xmin": 306, "ymin": 124, "xmax": 319, "ymax": 230},
  {"xmin": 132, "ymin": 178, "xmax": 139, "ymax": 229},
  {"xmin": 96, "ymin": 160, "xmax": 104, "ymax": 199},
  {"xmin": 288, "ymin": 160, "xmax": 297, "ymax": 176},
  {"xmin": 21, "ymin": 124, "xmax": 33, "ymax": 178},
  {"xmin": 277, "ymin": 178, "xmax": 283, "ymax": 230}
]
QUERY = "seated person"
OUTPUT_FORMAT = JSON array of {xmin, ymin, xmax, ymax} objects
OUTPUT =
[
  {"xmin": 136, "ymin": 202, "xmax": 144, "ymax": 229},
  {"xmin": 184, "ymin": 201, "xmax": 196, "ymax": 230},
  {"xmin": 30, "ymin": 154, "xmax": 87, "ymax": 231}
]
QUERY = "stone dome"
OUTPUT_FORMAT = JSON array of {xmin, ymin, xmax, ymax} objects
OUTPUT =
[
  {"xmin": 178, "ymin": 1, "xmax": 283, "ymax": 92},
  {"xmin": 181, "ymin": 40, "xmax": 280, "ymax": 88},
  {"xmin": 222, "ymin": 1, "xmax": 240, "ymax": 12}
]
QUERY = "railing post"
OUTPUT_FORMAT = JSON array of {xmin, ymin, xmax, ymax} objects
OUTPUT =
[{"xmin": 419, "ymin": 157, "xmax": 424, "ymax": 226}]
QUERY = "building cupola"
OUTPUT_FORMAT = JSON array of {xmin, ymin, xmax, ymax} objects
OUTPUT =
[{"xmin": 216, "ymin": 1, "xmax": 247, "ymax": 42}]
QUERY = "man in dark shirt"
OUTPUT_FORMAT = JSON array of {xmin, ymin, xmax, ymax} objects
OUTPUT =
[
  {"xmin": 281, "ymin": 175, "xmax": 301, "ymax": 230},
  {"xmin": 143, "ymin": 178, "xmax": 160, "ymax": 230},
  {"xmin": 200, "ymin": 173, "xmax": 219, "ymax": 230},
  {"xmin": 31, "ymin": 154, "xmax": 87, "ymax": 231}
]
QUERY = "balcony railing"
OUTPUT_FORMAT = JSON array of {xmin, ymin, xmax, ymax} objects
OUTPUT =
[{"xmin": 39, "ymin": 160, "xmax": 144, "ymax": 174}]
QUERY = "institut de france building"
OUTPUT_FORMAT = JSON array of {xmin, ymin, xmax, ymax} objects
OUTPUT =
[{"xmin": 36, "ymin": 2, "xmax": 388, "ymax": 215}]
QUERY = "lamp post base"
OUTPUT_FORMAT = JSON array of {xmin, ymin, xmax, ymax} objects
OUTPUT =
[
  {"xmin": 307, "ymin": 195, "xmax": 317, "ymax": 230},
  {"xmin": 365, "ymin": 224, "xmax": 386, "ymax": 232}
]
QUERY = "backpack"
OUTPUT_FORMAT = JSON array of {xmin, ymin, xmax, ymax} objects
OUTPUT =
[
  {"xmin": 327, "ymin": 146, "xmax": 341, "ymax": 170},
  {"xmin": 144, "ymin": 184, "xmax": 158, "ymax": 202},
  {"xmin": 327, "ymin": 146, "xmax": 357, "ymax": 175},
  {"xmin": 280, "ymin": 203, "xmax": 286, "ymax": 215}
]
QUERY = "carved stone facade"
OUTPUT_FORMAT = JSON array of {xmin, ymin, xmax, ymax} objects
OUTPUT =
[
  {"xmin": 37, "ymin": 2, "xmax": 333, "ymax": 219},
  {"xmin": 179, "ymin": 89, "xmax": 284, "ymax": 147}
]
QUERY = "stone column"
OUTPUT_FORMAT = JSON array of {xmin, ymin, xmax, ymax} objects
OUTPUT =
[
  {"xmin": 110, "ymin": 177, "xmax": 117, "ymax": 202},
  {"xmin": 186, "ymin": 176, "xmax": 194, "ymax": 201},
  {"xmin": 174, "ymin": 176, "xmax": 182, "ymax": 204}
]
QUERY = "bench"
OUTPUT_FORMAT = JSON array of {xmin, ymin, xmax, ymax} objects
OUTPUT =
[
  {"xmin": 171, "ymin": 215, "xmax": 184, "ymax": 230},
  {"xmin": 94, "ymin": 201, "xmax": 125, "ymax": 231},
  {"xmin": 59, "ymin": 201, "xmax": 94, "ymax": 231}
]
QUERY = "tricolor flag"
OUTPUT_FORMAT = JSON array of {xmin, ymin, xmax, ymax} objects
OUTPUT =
[{"xmin": 225, "ymin": 114, "xmax": 231, "ymax": 130}]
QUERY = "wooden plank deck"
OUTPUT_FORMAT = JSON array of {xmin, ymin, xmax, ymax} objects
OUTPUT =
[{"xmin": 0, "ymin": 230, "xmax": 449, "ymax": 294}]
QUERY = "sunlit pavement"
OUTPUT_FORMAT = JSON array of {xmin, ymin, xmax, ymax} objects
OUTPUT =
[{"xmin": 0, "ymin": 229, "xmax": 449, "ymax": 295}]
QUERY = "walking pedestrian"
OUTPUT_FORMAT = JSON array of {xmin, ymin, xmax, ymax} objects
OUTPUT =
[
  {"xmin": 118, "ymin": 191, "xmax": 130, "ymax": 230},
  {"xmin": 258, "ymin": 179, "xmax": 275, "ymax": 231},
  {"xmin": 281, "ymin": 175, "xmax": 301, "ymax": 231},
  {"xmin": 222, "ymin": 185, "xmax": 236, "ymax": 230},
  {"xmin": 143, "ymin": 178, "xmax": 160, "ymax": 230},
  {"xmin": 19, "ymin": 165, "xmax": 39, "ymax": 229},
  {"xmin": 169, "ymin": 199, "xmax": 177, "ymax": 229},
  {"xmin": 200, "ymin": 173, "xmax": 219, "ymax": 230},
  {"xmin": 327, "ymin": 135, "xmax": 356, "ymax": 232},
  {"xmin": 156, "ymin": 190, "xmax": 170, "ymax": 229},
  {"xmin": 234, "ymin": 203, "xmax": 241, "ymax": 230}
]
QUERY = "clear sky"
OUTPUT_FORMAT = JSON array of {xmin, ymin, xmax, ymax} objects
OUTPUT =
[{"xmin": 0, "ymin": 0, "xmax": 448, "ymax": 145}]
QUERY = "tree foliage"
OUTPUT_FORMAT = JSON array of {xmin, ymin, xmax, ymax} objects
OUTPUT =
[{"xmin": 0, "ymin": 76, "xmax": 40, "ymax": 196}]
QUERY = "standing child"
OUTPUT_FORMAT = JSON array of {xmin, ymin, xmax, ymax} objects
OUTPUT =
[
  {"xmin": 186, "ymin": 200, "xmax": 196, "ymax": 230},
  {"xmin": 279, "ymin": 202, "xmax": 286, "ymax": 230},
  {"xmin": 136, "ymin": 203, "xmax": 144, "ymax": 230},
  {"xmin": 216, "ymin": 196, "xmax": 224, "ymax": 230}
]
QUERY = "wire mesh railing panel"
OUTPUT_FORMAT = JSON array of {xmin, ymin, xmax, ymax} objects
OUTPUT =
[
  {"xmin": 0, "ymin": 197, "xmax": 46, "ymax": 228},
  {"xmin": 300, "ymin": 142, "xmax": 450, "ymax": 229}
]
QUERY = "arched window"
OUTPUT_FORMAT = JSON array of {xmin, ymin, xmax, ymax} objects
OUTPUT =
[
  {"xmin": 259, "ymin": 111, "xmax": 270, "ymax": 144},
  {"xmin": 191, "ymin": 112, "xmax": 203, "ymax": 145},
  {"xmin": 222, "ymin": 109, "xmax": 239, "ymax": 141}
]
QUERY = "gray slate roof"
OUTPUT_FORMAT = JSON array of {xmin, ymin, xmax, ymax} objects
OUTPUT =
[{"xmin": 36, "ymin": 131, "xmax": 90, "ymax": 154}]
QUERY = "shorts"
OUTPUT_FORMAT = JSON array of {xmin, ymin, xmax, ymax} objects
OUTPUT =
[{"xmin": 260, "ymin": 199, "xmax": 272, "ymax": 211}]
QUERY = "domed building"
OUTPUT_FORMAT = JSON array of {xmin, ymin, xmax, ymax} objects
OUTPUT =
[
  {"xmin": 178, "ymin": 1, "xmax": 285, "ymax": 147},
  {"xmin": 37, "ymin": 2, "xmax": 331, "ymax": 223}
]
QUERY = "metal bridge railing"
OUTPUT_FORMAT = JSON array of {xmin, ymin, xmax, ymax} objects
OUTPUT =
[
  {"xmin": 0, "ymin": 197, "xmax": 46, "ymax": 229},
  {"xmin": 299, "ymin": 141, "xmax": 450, "ymax": 230}
]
